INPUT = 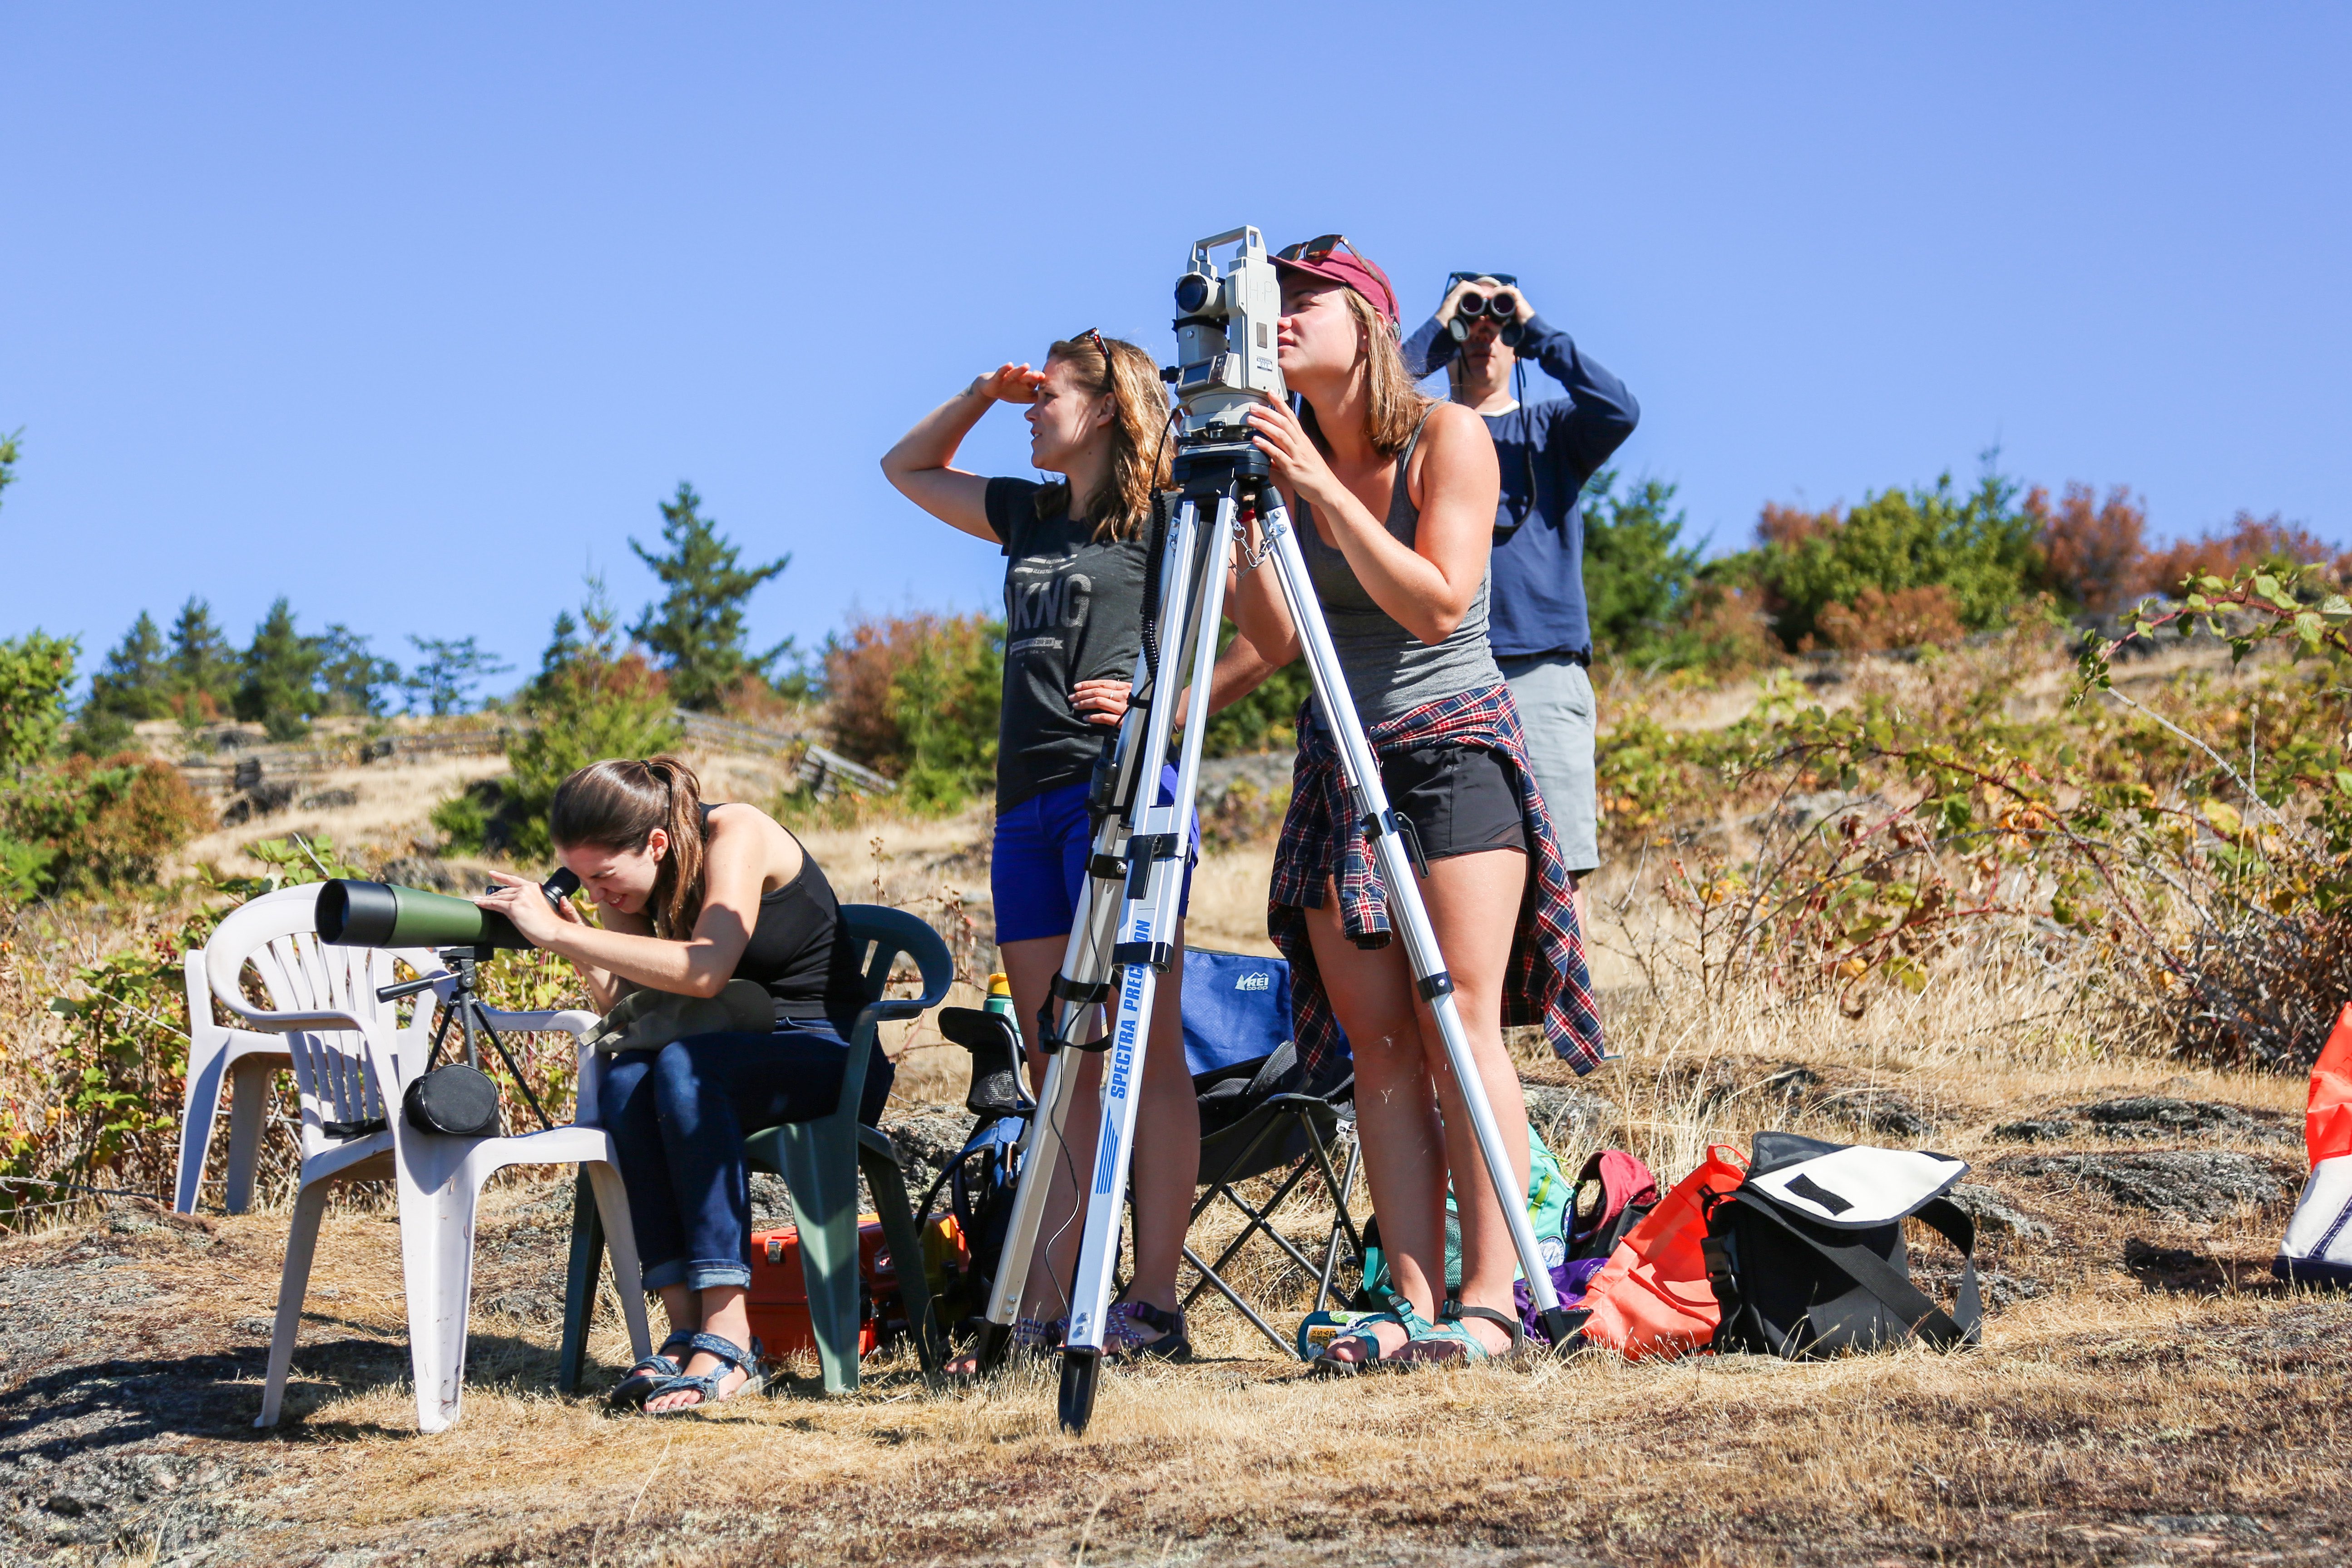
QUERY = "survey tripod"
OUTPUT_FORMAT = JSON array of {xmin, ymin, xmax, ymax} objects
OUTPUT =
[{"xmin": 971, "ymin": 228, "xmax": 1574, "ymax": 1434}]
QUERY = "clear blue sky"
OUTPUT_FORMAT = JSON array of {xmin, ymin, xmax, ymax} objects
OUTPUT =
[{"xmin": 5, "ymin": 4, "xmax": 2347, "ymax": 691}]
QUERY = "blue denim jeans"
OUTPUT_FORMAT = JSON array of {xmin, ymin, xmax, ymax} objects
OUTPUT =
[{"xmin": 598, "ymin": 1024, "xmax": 894, "ymax": 1292}]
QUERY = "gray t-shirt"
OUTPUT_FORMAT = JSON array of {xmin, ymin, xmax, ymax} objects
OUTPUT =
[
  {"xmin": 1296, "ymin": 413, "xmax": 1503, "ymax": 725},
  {"xmin": 984, "ymin": 478, "xmax": 1151, "ymax": 812}
]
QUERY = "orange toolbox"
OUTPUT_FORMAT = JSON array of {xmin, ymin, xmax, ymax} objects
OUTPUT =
[{"xmin": 747, "ymin": 1215, "xmax": 965, "ymax": 1364}]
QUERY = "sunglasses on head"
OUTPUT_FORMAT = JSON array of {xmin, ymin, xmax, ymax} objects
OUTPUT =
[
  {"xmin": 1074, "ymin": 328, "xmax": 1117, "ymax": 391},
  {"xmin": 1276, "ymin": 233, "xmax": 1370, "ymax": 268}
]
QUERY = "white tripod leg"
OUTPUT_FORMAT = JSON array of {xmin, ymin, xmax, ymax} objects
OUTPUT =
[
  {"xmin": 1056, "ymin": 496, "xmax": 1232, "ymax": 1432},
  {"xmin": 972, "ymin": 848, "xmax": 1120, "ymax": 1368},
  {"xmin": 976, "ymin": 499, "xmax": 1200, "ymax": 1371},
  {"xmin": 1256, "ymin": 495, "xmax": 1571, "ymax": 1340}
]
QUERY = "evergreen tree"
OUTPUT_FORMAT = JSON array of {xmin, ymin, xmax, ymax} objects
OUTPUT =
[
  {"xmin": 0, "ymin": 428, "xmax": 20, "ymax": 514},
  {"xmin": 168, "ymin": 597, "xmax": 238, "ymax": 720},
  {"xmin": 1583, "ymin": 472, "xmax": 1705, "ymax": 667},
  {"xmin": 77, "ymin": 612, "xmax": 170, "ymax": 753},
  {"xmin": 527, "ymin": 607, "xmax": 585, "ymax": 706},
  {"xmin": 403, "ymin": 635, "xmax": 511, "ymax": 716},
  {"xmin": 628, "ymin": 482, "xmax": 791, "ymax": 710},
  {"xmin": 234, "ymin": 598, "xmax": 324, "ymax": 740},
  {"xmin": 86, "ymin": 612, "xmax": 173, "ymax": 722},
  {"xmin": 316, "ymin": 624, "xmax": 400, "ymax": 716}
]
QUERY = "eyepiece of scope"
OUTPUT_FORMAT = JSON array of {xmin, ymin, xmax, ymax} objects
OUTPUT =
[{"xmin": 1174, "ymin": 272, "xmax": 1215, "ymax": 315}]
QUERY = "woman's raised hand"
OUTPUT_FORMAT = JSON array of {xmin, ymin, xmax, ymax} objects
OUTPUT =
[
  {"xmin": 1245, "ymin": 398, "xmax": 1338, "ymax": 503},
  {"xmin": 474, "ymin": 871, "xmax": 563, "ymax": 947},
  {"xmin": 972, "ymin": 362, "xmax": 1046, "ymax": 405}
]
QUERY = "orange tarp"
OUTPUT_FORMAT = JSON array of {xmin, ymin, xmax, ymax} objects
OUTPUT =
[{"xmin": 2308, "ymin": 1003, "xmax": 2352, "ymax": 1167}]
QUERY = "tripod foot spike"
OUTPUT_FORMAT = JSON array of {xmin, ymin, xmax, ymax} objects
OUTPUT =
[
  {"xmin": 1538, "ymin": 1306, "xmax": 1585, "ymax": 1355},
  {"xmin": 1057, "ymin": 1347, "xmax": 1101, "ymax": 1435}
]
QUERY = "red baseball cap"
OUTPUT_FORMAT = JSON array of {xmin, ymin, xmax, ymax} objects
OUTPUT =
[{"xmin": 1272, "ymin": 233, "xmax": 1399, "ymax": 326}]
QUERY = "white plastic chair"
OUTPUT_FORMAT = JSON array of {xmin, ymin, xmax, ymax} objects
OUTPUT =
[
  {"xmin": 204, "ymin": 891, "xmax": 652, "ymax": 1433},
  {"xmin": 176, "ymin": 884, "xmax": 448, "ymax": 1214}
]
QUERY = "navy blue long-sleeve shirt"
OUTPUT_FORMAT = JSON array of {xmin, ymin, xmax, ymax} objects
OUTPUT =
[{"xmin": 1401, "ymin": 314, "xmax": 1639, "ymax": 660}]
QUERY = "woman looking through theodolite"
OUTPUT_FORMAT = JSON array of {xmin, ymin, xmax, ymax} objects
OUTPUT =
[
  {"xmin": 1227, "ymin": 237, "xmax": 1604, "ymax": 1369},
  {"xmin": 881, "ymin": 331, "xmax": 1270, "ymax": 1366}
]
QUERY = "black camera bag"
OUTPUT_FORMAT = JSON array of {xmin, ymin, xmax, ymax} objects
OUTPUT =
[
  {"xmin": 1702, "ymin": 1131, "xmax": 1980, "ymax": 1359},
  {"xmin": 402, "ymin": 1063, "xmax": 503, "ymax": 1139}
]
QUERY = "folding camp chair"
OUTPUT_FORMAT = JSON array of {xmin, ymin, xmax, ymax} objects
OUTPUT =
[{"xmin": 1173, "ymin": 948, "xmax": 1363, "ymax": 1357}]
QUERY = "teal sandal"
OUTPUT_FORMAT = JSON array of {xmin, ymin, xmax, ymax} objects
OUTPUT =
[
  {"xmin": 1309, "ymin": 1298, "xmax": 1435, "ymax": 1376},
  {"xmin": 1392, "ymin": 1304, "xmax": 1527, "ymax": 1368}
]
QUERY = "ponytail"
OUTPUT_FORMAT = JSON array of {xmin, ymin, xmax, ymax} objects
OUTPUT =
[{"xmin": 549, "ymin": 753, "xmax": 709, "ymax": 937}]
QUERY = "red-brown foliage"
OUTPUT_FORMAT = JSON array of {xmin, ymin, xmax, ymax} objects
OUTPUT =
[
  {"xmin": 822, "ymin": 613, "xmax": 1002, "ymax": 782},
  {"xmin": 2026, "ymin": 483, "xmax": 2148, "ymax": 613},
  {"xmin": 1757, "ymin": 501, "xmax": 1837, "ymax": 549},
  {"xmin": 1814, "ymin": 585, "xmax": 1968, "ymax": 653},
  {"xmin": 2140, "ymin": 512, "xmax": 2352, "ymax": 597},
  {"xmin": 825, "ymin": 617, "xmax": 934, "ymax": 769}
]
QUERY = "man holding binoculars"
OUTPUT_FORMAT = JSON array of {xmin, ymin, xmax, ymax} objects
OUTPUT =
[{"xmin": 1403, "ymin": 274, "xmax": 1639, "ymax": 904}]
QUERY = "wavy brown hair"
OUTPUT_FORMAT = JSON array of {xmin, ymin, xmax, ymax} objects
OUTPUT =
[
  {"xmin": 1300, "ymin": 286, "xmax": 1433, "ymax": 460},
  {"xmin": 549, "ymin": 754, "xmax": 708, "ymax": 938},
  {"xmin": 1034, "ymin": 332, "xmax": 1173, "ymax": 541}
]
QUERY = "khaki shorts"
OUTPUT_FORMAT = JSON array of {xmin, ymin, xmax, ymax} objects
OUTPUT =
[{"xmin": 1497, "ymin": 654, "xmax": 1599, "ymax": 876}]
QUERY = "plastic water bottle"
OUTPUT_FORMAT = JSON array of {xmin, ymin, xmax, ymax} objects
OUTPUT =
[{"xmin": 985, "ymin": 970, "xmax": 1015, "ymax": 1021}]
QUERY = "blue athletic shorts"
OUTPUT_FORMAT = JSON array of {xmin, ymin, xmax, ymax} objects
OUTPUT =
[{"xmin": 992, "ymin": 763, "xmax": 1197, "ymax": 945}]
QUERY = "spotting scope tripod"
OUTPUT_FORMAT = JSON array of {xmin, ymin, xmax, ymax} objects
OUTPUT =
[{"xmin": 968, "ymin": 228, "xmax": 1574, "ymax": 1434}]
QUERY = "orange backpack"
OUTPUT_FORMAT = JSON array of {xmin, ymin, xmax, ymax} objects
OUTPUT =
[{"xmin": 1569, "ymin": 1143, "xmax": 1749, "ymax": 1360}]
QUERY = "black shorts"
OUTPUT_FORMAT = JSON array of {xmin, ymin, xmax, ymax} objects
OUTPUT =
[{"xmin": 1379, "ymin": 744, "xmax": 1528, "ymax": 862}]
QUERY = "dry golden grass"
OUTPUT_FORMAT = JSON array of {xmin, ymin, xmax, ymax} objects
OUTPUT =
[
  {"xmin": 10, "ymin": 911, "xmax": 2342, "ymax": 1565},
  {"xmin": 11, "ymin": 729, "xmax": 2350, "ymax": 1564}
]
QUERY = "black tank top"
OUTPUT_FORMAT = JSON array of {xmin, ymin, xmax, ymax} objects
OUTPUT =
[{"xmin": 698, "ymin": 805, "xmax": 865, "ymax": 1032}]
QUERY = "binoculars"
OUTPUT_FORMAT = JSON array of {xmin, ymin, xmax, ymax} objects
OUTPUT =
[
  {"xmin": 317, "ymin": 868, "xmax": 581, "ymax": 952},
  {"xmin": 1445, "ymin": 272, "xmax": 1527, "ymax": 348}
]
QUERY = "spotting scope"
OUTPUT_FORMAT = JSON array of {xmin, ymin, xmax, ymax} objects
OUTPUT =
[{"xmin": 316, "ymin": 868, "xmax": 581, "ymax": 952}]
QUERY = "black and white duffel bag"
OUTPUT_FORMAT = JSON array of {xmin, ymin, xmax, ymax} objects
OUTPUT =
[{"xmin": 1702, "ymin": 1131, "xmax": 1982, "ymax": 1358}]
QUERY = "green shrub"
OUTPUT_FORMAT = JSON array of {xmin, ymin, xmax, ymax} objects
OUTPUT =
[
  {"xmin": 1, "ymin": 631, "xmax": 77, "ymax": 775},
  {"xmin": 0, "ymin": 754, "xmax": 213, "ymax": 900},
  {"xmin": 884, "ymin": 617, "xmax": 1003, "ymax": 811},
  {"xmin": 1584, "ymin": 472, "xmax": 1706, "ymax": 669},
  {"xmin": 1726, "ymin": 467, "xmax": 2041, "ymax": 650},
  {"xmin": 820, "ymin": 613, "xmax": 1003, "ymax": 811}
]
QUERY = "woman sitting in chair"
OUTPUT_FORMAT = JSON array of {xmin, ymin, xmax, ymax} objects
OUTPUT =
[{"xmin": 476, "ymin": 754, "xmax": 875, "ymax": 1415}]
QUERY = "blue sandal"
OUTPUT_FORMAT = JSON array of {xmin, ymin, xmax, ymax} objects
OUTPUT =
[
  {"xmin": 642, "ymin": 1332, "xmax": 766, "ymax": 1415},
  {"xmin": 607, "ymin": 1331, "xmax": 695, "ymax": 1410},
  {"xmin": 1105, "ymin": 1301, "xmax": 1192, "ymax": 1362}
]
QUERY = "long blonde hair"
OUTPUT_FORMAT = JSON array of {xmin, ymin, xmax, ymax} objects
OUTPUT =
[
  {"xmin": 1300, "ymin": 287, "xmax": 1432, "ymax": 460},
  {"xmin": 1035, "ymin": 332, "xmax": 1174, "ymax": 541},
  {"xmin": 549, "ymin": 754, "xmax": 708, "ymax": 938}
]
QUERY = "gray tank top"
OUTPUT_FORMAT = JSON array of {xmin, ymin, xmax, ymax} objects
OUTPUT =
[{"xmin": 1296, "ymin": 409, "xmax": 1504, "ymax": 726}]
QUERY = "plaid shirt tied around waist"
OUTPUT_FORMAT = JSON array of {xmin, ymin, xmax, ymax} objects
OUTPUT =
[{"xmin": 1269, "ymin": 682, "xmax": 1606, "ymax": 1078}]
